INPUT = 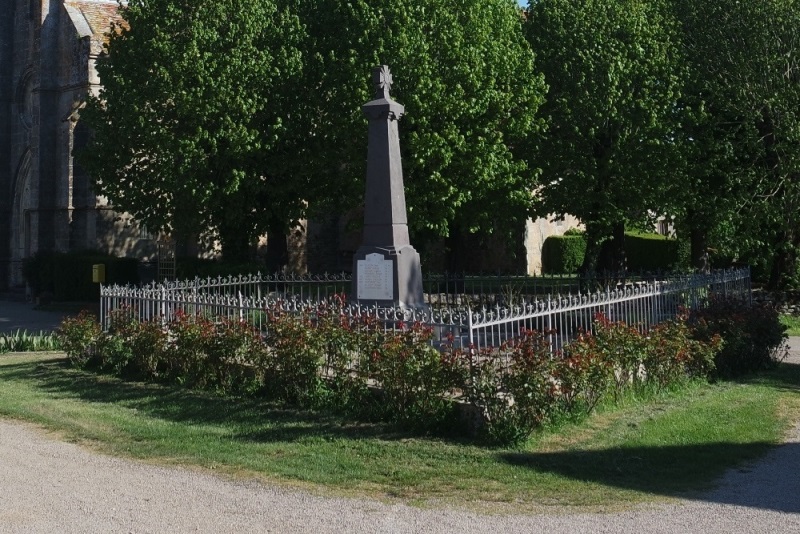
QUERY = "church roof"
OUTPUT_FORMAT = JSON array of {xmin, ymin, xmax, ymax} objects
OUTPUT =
[{"xmin": 64, "ymin": 0, "xmax": 123, "ymax": 51}]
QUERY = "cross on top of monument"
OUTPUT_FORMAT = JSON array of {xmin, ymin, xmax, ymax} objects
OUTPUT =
[{"xmin": 372, "ymin": 65, "xmax": 393, "ymax": 99}]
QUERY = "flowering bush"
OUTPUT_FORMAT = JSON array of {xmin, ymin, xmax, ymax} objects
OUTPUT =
[
  {"xmin": 206, "ymin": 317, "xmax": 270, "ymax": 396},
  {"xmin": 55, "ymin": 293, "xmax": 765, "ymax": 447},
  {"xmin": 264, "ymin": 306, "xmax": 326, "ymax": 405},
  {"xmin": 467, "ymin": 329, "xmax": 561, "ymax": 445},
  {"xmin": 369, "ymin": 322, "xmax": 467, "ymax": 430},
  {"xmin": 56, "ymin": 310, "xmax": 102, "ymax": 367},
  {"xmin": 646, "ymin": 312, "xmax": 720, "ymax": 387},
  {"xmin": 164, "ymin": 311, "xmax": 217, "ymax": 388},
  {"xmin": 589, "ymin": 313, "xmax": 650, "ymax": 397},
  {"xmin": 557, "ymin": 330, "xmax": 613, "ymax": 413}
]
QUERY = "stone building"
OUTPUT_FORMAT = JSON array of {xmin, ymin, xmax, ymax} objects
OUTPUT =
[{"xmin": 0, "ymin": 0, "xmax": 153, "ymax": 291}]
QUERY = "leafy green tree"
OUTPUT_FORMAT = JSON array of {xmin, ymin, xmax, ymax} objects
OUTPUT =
[
  {"xmin": 525, "ymin": 0, "xmax": 686, "ymax": 274},
  {"xmin": 79, "ymin": 0, "xmax": 304, "ymax": 262},
  {"xmin": 81, "ymin": 0, "xmax": 543, "ymax": 269},
  {"xmin": 288, "ymin": 0, "xmax": 545, "ymax": 269},
  {"xmin": 674, "ymin": 0, "xmax": 800, "ymax": 287}
]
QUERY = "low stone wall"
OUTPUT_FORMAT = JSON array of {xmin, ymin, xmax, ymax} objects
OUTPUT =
[{"xmin": 753, "ymin": 289, "xmax": 800, "ymax": 316}]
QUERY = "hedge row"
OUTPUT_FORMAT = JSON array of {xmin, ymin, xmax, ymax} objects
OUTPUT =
[
  {"xmin": 23, "ymin": 250, "xmax": 139, "ymax": 301},
  {"xmin": 542, "ymin": 232, "xmax": 683, "ymax": 274}
]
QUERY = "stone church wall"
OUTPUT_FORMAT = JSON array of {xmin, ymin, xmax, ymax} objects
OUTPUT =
[{"xmin": 0, "ymin": 0, "xmax": 155, "ymax": 291}]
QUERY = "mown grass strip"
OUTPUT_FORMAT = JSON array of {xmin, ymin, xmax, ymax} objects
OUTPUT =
[
  {"xmin": 0, "ymin": 352, "xmax": 798, "ymax": 512},
  {"xmin": 780, "ymin": 314, "xmax": 800, "ymax": 336}
]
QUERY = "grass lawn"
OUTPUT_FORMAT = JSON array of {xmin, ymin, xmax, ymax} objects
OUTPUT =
[
  {"xmin": 781, "ymin": 314, "xmax": 800, "ymax": 336},
  {"xmin": 1, "ymin": 352, "xmax": 798, "ymax": 513}
]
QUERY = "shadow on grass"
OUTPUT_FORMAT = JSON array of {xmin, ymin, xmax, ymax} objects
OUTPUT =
[
  {"xmin": 736, "ymin": 360, "xmax": 800, "ymax": 393},
  {"xmin": 0, "ymin": 356, "xmax": 423, "ymax": 444},
  {"xmin": 499, "ymin": 440, "xmax": 800, "ymax": 514},
  {"xmin": 498, "ymin": 361, "xmax": 800, "ymax": 514}
]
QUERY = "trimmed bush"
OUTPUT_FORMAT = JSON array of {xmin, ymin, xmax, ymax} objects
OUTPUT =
[
  {"xmin": 690, "ymin": 297, "xmax": 788, "ymax": 378},
  {"xmin": 625, "ymin": 232, "xmax": 681, "ymax": 271},
  {"xmin": 541, "ymin": 235, "xmax": 587, "ymax": 274}
]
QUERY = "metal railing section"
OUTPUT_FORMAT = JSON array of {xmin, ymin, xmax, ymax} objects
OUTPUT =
[{"xmin": 100, "ymin": 268, "xmax": 751, "ymax": 353}]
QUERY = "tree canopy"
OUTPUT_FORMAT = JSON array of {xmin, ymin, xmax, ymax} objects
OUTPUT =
[
  {"xmin": 79, "ymin": 0, "xmax": 800, "ymax": 285},
  {"xmin": 673, "ymin": 0, "xmax": 800, "ymax": 287},
  {"xmin": 81, "ymin": 0, "xmax": 544, "ymax": 265},
  {"xmin": 80, "ymin": 0, "xmax": 305, "ymax": 261},
  {"xmin": 525, "ymin": 0, "xmax": 686, "ymax": 273}
]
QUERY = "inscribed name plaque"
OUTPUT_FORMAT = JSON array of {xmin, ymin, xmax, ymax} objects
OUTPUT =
[{"xmin": 357, "ymin": 253, "xmax": 394, "ymax": 300}]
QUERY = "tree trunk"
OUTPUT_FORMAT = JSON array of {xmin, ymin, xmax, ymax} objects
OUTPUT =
[
  {"xmin": 265, "ymin": 224, "xmax": 289, "ymax": 274},
  {"xmin": 687, "ymin": 209, "xmax": 710, "ymax": 271},
  {"xmin": 598, "ymin": 222, "xmax": 626, "ymax": 276},
  {"xmin": 218, "ymin": 220, "xmax": 251, "ymax": 264}
]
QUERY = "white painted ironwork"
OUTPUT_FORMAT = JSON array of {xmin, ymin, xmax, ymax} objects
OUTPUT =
[{"xmin": 99, "ymin": 268, "xmax": 751, "ymax": 353}]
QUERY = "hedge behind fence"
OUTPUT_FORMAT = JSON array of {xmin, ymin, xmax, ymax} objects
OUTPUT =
[
  {"xmin": 625, "ymin": 232, "xmax": 682, "ymax": 271},
  {"xmin": 542, "ymin": 232, "xmax": 682, "ymax": 273},
  {"xmin": 541, "ymin": 235, "xmax": 587, "ymax": 274},
  {"xmin": 23, "ymin": 250, "xmax": 139, "ymax": 301}
]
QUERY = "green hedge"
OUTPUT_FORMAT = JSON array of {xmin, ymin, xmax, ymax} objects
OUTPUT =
[
  {"xmin": 542, "ymin": 235, "xmax": 587, "ymax": 274},
  {"xmin": 625, "ymin": 232, "xmax": 681, "ymax": 271},
  {"xmin": 542, "ymin": 232, "xmax": 682, "ymax": 273},
  {"xmin": 23, "ymin": 250, "xmax": 139, "ymax": 301}
]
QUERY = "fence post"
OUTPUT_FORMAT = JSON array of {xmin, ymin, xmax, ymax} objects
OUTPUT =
[
  {"xmin": 547, "ymin": 296, "xmax": 553, "ymax": 354},
  {"xmin": 99, "ymin": 284, "xmax": 106, "ymax": 331}
]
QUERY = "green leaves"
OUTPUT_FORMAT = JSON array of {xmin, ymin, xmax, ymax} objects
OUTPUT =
[
  {"xmin": 525, "ymin": 0, "xmax": 686, "ymax": 270},
  {"xmin": 80, "ymin": 0, "xmax": 305, "ymax": 257}
]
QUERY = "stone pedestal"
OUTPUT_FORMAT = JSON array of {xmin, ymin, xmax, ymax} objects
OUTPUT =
[
  {"xmin": 353, "ymin": 245, "xmax": 424, "ymax": 308},
  {"xmin": 352, "ymin": 65, "xmax": 424, "ymax": 308}
]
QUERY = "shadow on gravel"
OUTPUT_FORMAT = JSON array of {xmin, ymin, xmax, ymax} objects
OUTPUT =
[{"xmin": 499, "ymin": 440, "xmax": 800, "ymax": 514}]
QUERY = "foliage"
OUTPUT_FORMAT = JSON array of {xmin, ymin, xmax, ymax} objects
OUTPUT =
[
  {"xmin": 55, "ymin": 311, "xmax": 103, "ymax": 367},
  {"xmin": 541, "ymin": 235, "xmax": 587, "ymax": 274},
  {"xmin": 79, "ymin": 0, "xmax": 306, "ymax": 261},
  {"xmin": 466, "ymin": 330, "xmax": 560, "ymax": 445},
  {"xmin": 673, "ymin": 0, "xmax": 800, "ymax": 286},
  {"xmin": 645, "ymin": 313, "xmax": 720, "ymax": 388},
  {"xmin": 625, "ymin": 233, "xmax": 682, "ymax": 272},
  {"xmin": 0, "ymin": 330, "xmax": 60, "ymax": 354},
  {"xmin": 369, "ymin": 322, "xmax": 467, "ymax": 430},
  {"xmin": 290, "ymin": 0, "xmax": 545, "ymax": 245},
  {"xmin": 55, "ymin": 298, "xmax": 761, "ymax": 447},
  {"xmin": 264, "ymin": 306, "xmax": 326, "ymax": 406},
  {"xmin": 556, "ymin": 331, "xmax": 613, "ymax": 414},
  {"xmin": 80, "ymin": 0, "xmax": 544, "ymax": 261},
  {"xmin": 525, "ymin": 0, "xmax": 686, "ymax": 273},
  {"xmin": 780, "ymin": 314, "xmax": 800, "ymax": 336},
  {"xmin": 690, "ymin": 297, "xmax": 788, "ymax": 378}
]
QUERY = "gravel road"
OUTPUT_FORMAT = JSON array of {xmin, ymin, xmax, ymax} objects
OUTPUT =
[{"xmin": 1, "ymin": 340, "xmax": 799, "ymax": 533}]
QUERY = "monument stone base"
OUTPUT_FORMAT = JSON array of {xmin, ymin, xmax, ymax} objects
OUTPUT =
[{"xmin": 351, "ymin": 245, "xmax": 425, "ymax": 308}]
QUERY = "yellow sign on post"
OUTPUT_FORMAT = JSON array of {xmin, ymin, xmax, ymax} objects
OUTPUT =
[{"xmin": 92, "ymin": 264, "xmax": 106, "ymax": 284}]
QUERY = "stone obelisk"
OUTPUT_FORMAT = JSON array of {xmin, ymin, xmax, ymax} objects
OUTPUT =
[{"xmin": 351, "ymin": 65, "xmax": 424, "ymax": 308}]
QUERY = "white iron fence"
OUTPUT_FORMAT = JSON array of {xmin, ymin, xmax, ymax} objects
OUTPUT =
[{"xmin": 99, "ymin": 268, "xmax": 751, "ymax": 353}]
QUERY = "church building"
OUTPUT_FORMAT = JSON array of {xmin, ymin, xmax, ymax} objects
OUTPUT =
[{"xmin": 0, "ymin": 0, "xmax": 152, "ymax": 291}]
